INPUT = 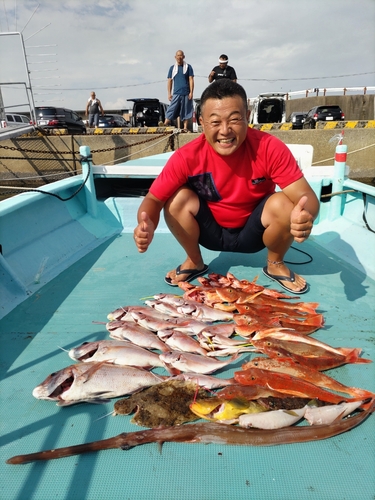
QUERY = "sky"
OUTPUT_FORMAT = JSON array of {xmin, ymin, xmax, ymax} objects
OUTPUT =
[{"xmin": 1, "ymin": 0, "xmax": 374, "ymax": 114}]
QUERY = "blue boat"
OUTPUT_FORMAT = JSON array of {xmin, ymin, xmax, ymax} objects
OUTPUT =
[{"xmin": 0, "ymin": 143, "xmax": 374, "ymax": 500}]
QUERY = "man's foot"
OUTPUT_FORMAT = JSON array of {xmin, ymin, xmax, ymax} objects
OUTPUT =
[
  {"xmin": 262, "ymin": 261, "xmax": 308, "ymax": 294},
  {"xmin": 165, "ymin": 262, "xmax": 208, "ymax": 286}
]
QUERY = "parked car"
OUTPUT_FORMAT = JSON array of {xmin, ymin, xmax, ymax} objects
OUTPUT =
[
  {"xmin": 1, "ymin": 113, "xmax": 31, "ymax": 128},
  {"xmin": 35, "ymin": 107, "xmax": 87, "ymax": 134},
  {"xmin": 249, "ymin": 92, "xmax": 287, "ymax": 124},
  {"xmin": 287, "ymin": 111, "xmax": 307, "ymax": 130},
  {"xmin": 192, "ymin": 98, "xmax": 202, "ymax": 132},
  {"xmin": 127, "ymin": 98, "xmax": 168, "ymax": 127},
  {"xmin": 303, "ymin": 105, "xmax": 345, "ymax": 129},
  {"xmin": 98, "ymin": 114, "xmax": 129, "ymax": 128}
]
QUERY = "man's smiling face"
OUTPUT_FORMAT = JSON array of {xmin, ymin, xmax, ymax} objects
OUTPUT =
[{"xmin": 200, "ymin": 95, "xmax": 250, "ymax": 156}]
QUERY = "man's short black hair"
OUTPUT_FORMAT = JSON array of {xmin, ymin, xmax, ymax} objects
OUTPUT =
[
  {"xmin": 219, "ymin": 54, "xmax": 228, "ymax": 61},
  {"xmin": 201, "ymin": 79, "xmax": 248, "ymax": 111}
]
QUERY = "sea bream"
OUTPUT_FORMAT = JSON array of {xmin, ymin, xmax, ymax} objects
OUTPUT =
[
  {"xmin": 160, "ymin": 351, "xmax": 239, "ymax": 374},
  {"xmin": 68, "ymin": 340, "xmax": 166, "ymax": 369},
  {"xmin": 106, "ymin": 320, "xmax": 170, "ymax": 352},
  {"xmin": 32, "ymin": 362, "xmax": 167, "ymax": 406}
]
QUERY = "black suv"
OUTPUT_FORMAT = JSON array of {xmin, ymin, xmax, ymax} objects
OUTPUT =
[
  {"xmin": 35, "ymin": 107, "xmax": 87, "ymax": 134},
  {"xmin": 303, "ymin": 105, "xmax": 345, "ymax": 129},
  {"xmin": 98, "ymin": 114, "xmax": 129, "ymax": 128},
  {"xmin": 127, "ymin": 98, "xmax": 168, "ymax": 127},
  {"xmin": 287, "ymin": 111, "xmax": 307, "ymax": 130}
]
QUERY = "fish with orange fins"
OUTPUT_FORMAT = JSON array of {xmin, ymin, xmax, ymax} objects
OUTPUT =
[{"xmin": 234, "ymin": 367, "xmax": 369, "ymax": 406}]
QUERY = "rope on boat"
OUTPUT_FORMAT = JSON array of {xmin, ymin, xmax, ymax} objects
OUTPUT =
[{"xmin": 312, "ymin": 142, "xmax": 375, "ymax": 165}]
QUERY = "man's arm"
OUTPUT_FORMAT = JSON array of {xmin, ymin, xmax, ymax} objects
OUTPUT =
[
  {"xmin": 167, "ymin": 78, "xmax": 173, "ymax": 101},
  {"xmin": 188, "ymin": 75, "xmax": 194, "ymax": 99},
  {"xmin": 85, "ymin": 101, "xmax": 89, "ymax": 116},
  {"xmin": 282, "ymin": 177, "xmax": 320, "ymax": 242},
  {"xmin": 134, "ymin": 192, "xmax": 165, "ymax": 253},
  {"xmin": 208, "ymin": 68, "xmax": 215, "ymax": 83}
]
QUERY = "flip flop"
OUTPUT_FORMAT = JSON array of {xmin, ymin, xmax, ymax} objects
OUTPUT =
[
  {"xmin": 262, "ymin": 266, "xmax": 308, "ymax": 295},
  {"xmin": 164, "ymin": 264, "xmax": 209, "ymax": 287}
]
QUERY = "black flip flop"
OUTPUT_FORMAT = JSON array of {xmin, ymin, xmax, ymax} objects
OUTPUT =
[
  {"xmin": 262, "ymin": 266, "xmax": 308, "ymax": 294},
  {"xmin": 164, "ymin": 264, "xmax": 209, "ymax": 287}
]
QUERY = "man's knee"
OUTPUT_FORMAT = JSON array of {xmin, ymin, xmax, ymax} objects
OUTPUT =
[
  {"xmin": 262, "ymin": 192, "xmax": 293, "ymax": 227},
  {"xmin": 164, "ymin": 187, "xmax": 199, "ymax": 215}
]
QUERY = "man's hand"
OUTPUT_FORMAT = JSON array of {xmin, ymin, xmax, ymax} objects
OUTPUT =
[
  {"xmin": 290, "ymin": 195, "xmax": 314, "ymax": 242},
  {"xmin": 134, "ymin": 211, "xmax": 155, "ymax": 253}
]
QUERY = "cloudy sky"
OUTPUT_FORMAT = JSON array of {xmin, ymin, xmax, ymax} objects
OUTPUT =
[{"xmin": 1, "ymin": 0, "xmax": 374, "ymax": 113}]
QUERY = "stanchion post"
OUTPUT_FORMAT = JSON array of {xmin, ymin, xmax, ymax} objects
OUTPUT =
[
  {"xmin": 79, "ymin": 145, "xmax": 98, "ymax": 218},
  {"xmin": 329, "ymin": 143, "xmax": 347, "ymax": 220}
]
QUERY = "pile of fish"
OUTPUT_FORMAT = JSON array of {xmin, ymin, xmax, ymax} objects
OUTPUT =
[
  {"xmin": 32, "ymin": 272, "xmax": 374, "ymax": 430},
  {"xmin": 7, "ymin": 272, "xmax": 373, "ymax": 465}
]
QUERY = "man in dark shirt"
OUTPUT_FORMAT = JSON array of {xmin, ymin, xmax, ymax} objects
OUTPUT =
[{"xmin": 208, "ymin": 54, "xmax": 237, "ymax": 83}]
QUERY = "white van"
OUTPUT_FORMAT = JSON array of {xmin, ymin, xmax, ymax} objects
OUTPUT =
[
  {"xmin": 1, "ymin": 113, "xmax": 31, "ymax": 128},
  {"xmin": 249, "ymin": 93, "xmax": 287, "ymax": 125}
]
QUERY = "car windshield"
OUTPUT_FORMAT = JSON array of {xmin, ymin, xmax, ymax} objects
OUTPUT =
[{"xmin": 36, "ymin": 109, "xmax": 56, "ymax": 116}]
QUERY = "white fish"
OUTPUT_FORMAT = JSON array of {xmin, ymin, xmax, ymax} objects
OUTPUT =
[
  {"xmin": 173, "ymin": 372, "xmax": 235, "ymax": 389},
  {"xmin": 32, "ymin": 362, "xmax": 167, "ymax": 406},
  {"xmin": 108, "ymin": 305, "xmax": 172, "ymax": 322},
  {"xmin": 153, "ymin": 293, "xmax": 186, "ymax": 306},
  {"xmin": 178, "ymin": 301, "xmax": 234, "ymax": 321},
  {"xmin": 107, "ymin": 321, "xmax": 169, "ymax": 352},
  {"xmin": 239, "ymin": 406, "xmax": 307, "ymax": 429},
  {"xmin": 68, "ymin": 340, "xmax": 166, "ymax": 369},
  {"xmin": 304, "ymin": 401, "xmax": 363, "ymax": 426},
  {"xmin": 158, "ymin": 330, "xmax": 208, "ymax": 356},
  {"xmin": 159, "ymin": 351, "xmax": 239, "ymax": 375},
  {"xmin": 145, "ymin": 299, "xmax": 187, "ymax": 317}
]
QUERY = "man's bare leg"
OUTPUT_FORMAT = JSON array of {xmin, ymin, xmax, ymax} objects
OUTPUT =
[
  {"xmin": 261, "ymin": 192, "xmax": 307, "ymax": 293},
  {"xmin": 163, "ymin": 187, "xmax": 205, "ymax": 284}
]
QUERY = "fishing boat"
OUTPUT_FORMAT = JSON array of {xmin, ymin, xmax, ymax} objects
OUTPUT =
[{"xmin": 0, "ymin": 141, "xmax": 374, "ymax": 500}]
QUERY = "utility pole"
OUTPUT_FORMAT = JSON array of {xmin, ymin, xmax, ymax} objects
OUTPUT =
[{"xmin": 0, "ymin": 85, "xmax": 6, "ymax": 122}]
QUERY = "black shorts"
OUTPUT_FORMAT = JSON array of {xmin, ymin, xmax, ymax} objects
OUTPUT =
[{"xmin": 196, "ymin": 196, "xmax": 271, "ymax": 253}]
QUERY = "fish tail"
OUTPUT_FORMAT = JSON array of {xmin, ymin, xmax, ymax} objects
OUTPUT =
[{"xmin": 344, "ymin": 348, "xmax": 372, "ymax": 364}]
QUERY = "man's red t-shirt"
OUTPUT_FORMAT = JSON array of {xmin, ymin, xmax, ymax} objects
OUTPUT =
[{"xmin": 150, "ymin": 128, "xmax": 303, "ymax": 228}]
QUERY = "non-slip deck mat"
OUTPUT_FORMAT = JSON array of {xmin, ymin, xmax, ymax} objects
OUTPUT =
[{"xmin": 1, "ymin": 232, "xmax": 374, "ymax": 500}]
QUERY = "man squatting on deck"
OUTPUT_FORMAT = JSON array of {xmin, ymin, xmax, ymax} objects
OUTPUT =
[{"xmin": 133, "ymin": 79, "xmax": 319, "ymax": 294}]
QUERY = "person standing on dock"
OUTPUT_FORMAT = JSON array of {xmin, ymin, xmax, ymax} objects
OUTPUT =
[
  {"xmin": 208, "ymin": 54, "xmax": 237, "ymax": 83},
  {"xmin": 134, "ymin": 80, "xmax": 319, "ymax": 294},
  {"xmin": 163, "ymin": 50, "xmax": 194, "ymax": 132},
  {"xmin": 85, "ymin": 91, "xmax": 104, "ymax": 128}
]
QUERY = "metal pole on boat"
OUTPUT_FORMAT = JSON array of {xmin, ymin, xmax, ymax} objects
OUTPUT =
[
  {"xmin": 329, "ymin": 143, "xmax": 347, "ymax": 220},
  {"xmin": 79, "ymin": 145, "xmax": 98, "ymax": 218}
]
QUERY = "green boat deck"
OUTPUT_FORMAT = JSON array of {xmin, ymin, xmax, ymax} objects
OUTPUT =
[{"xmin": 1, "ymin": 202, "xmax": 374, "ymax": 499}]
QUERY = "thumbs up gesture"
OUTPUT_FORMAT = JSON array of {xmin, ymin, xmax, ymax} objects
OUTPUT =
[
  {"xmin": 290, "ymin": 196, "xmax": 314, "ymax": 242},
  {"xmin": 134, "ymin": 211, "xmax": 155, "ymax": 253}
]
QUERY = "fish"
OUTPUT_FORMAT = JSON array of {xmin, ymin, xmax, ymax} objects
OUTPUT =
[
  {"xmin": 145, "ymin": 299, "xmax": 187, "ymax": 317},
  {"xmin": 250, "ymin": 330, "xmax": 372, "ymax": 370},
  {"xmin": 159, "ymin": 351, "xmax": 239, "ymax": 375},
  {"xmin": 107, "ymin": 320, "xmax": 170, "ymax": 352},
  {"xmin": 242, "ymin": 357, "xmax": 375, "ymax": 399},
  {"xmin": 157, "ymin": 330, "xmax": 208, "ymax": 356},
  {"xmin": 304, "ymin": 401, "xmax": 364, "ymax": 426},
  {"xmin": 32, "ymin": 362, "xmax": 167, "ymax": 406},
  {"xmin": 234, "ymin": 368, "xmax": 365, "ymax": 405},
  {"xmin": 190, "ymin": 397, "xmax": 266, "ymax": 424},
  {"xmin": 68, "ymin": 340, "xmax": 166, "ymax": 369},
  {"xmin": 107, "ymin": 305, "xmax": 172, "ymax": 322},
  {"xmin": 238, "ymin": 407, "xmax": 307, "ymax": 429},
  {"xmin": 177, "ymin": 301, "xmax": 234, "ymax": 322},
  {"xmin": 216, "ymin": 384, "xmax": 297, "ymax": 401},
  {"xmin": 173, "ymin": 372, "xmax": 235, "ymax": 389},
  {"xmin": 113, "ymin": 379, "xmax": 209, "ymax": 427},
  {"xmin": 131, "ymin": 311, "xmax": 210, "ymax": 334},
  {"xmin": 7, "ymin": 399, "xmax": 374, "ymax": 464}
]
